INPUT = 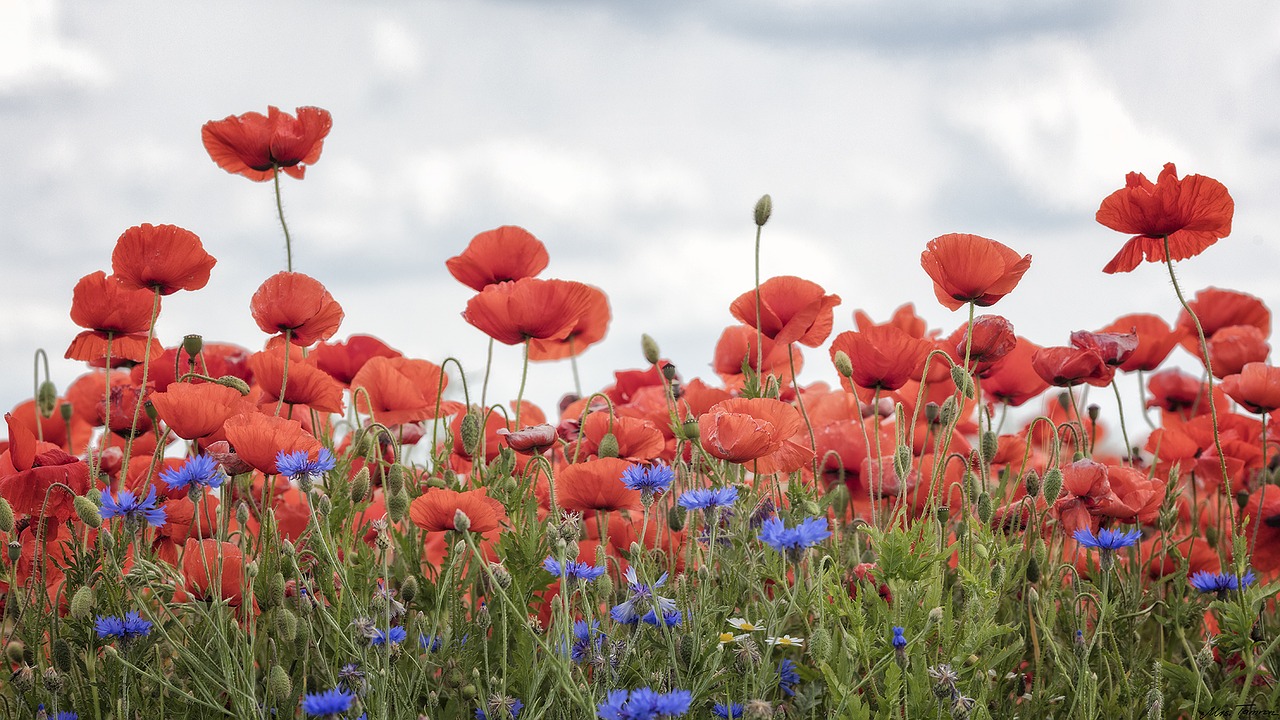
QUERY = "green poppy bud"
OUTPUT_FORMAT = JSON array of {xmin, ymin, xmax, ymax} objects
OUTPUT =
[
  {"xmin": 754, "ymin": 194, "xmax": 773, "ymax": 227},
  {"xmin": 641, "ymin": 334, "xmax": 661, "ymax": 366}
]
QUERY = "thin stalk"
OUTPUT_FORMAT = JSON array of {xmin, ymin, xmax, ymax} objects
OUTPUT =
[
  {"xmin": 119, "ymin": 288, "xmax": 162, "ymax": 481},
  {"xmin": 514, "ymin": 338, "xmax": 531, "ymax": 427},
  {"xmin": 273, "ymin": 166, "xmax": 293, "ymax": 272}
]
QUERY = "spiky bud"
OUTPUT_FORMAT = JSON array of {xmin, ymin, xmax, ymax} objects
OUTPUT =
[
  {"xmin": 1026, "ymin": 556, "xmax": 1041, "ymax": 584},
  {"xmin": 825, "ymin": 482, "xmax": 850, "ymax": 518},
  {"xmin": 0, "ymin": 498, "xmax": 13, "ymax": 534},
  {"xmin": 597, "ymin": 433, "xmax": 620, "ymax": 459},
  {"xmin": 832, "ymin": 350, "xmax": 853, "ymax": 379},
  {"xmin": 989, "ymin": 562, "xmax": 1004, "ymax": 588},
  {"xmin": 938, "ymin": 396, "xmax": 958, "ymax": 426},
  {"xmin": 268, "ymin": 664, "xmax": 292, "ymax": 701},
  {"xmin": 387, "ymin": 489, "xmax": 409, "ymax": 524},
  {"xmin": 667, "ymin": 505, "xmax": 686, "ymax": 532},
  {"xmin": 1024, "ymin": 469, "xmax": 1040, "ymax": 498},
  {"xmin": 453, "ymin": 509, "xmax": 472, "ymax": 533},
  {"xmin": 37, "ymin": 381, "xmax": 58, "ymax": 418},
  {"xmin": 460, "ymin": 413, "xmax": 482, "ymax": 458},
  {"xmin": 350, "ymin": 467, "xmax": 370, "ymax": 504},
  {"xmin": 317, "ymin": 494, "xmax": 332, "ymax": 517},
  {"xmin": 274, "ymin": 607, "xmax": 298, "ymax": 643},
  {"xmin": 400, "ymin": 575, "xmax": 419, "ymax": 605},
  {"xmin": 52, "ymin": 637, "xmax": 73, "ymax": 673},
  {"xmin": 950, "ymin": 365, "xmax": 975, "ymax": 399},
  {"xmin": 1041, "ymin": 468, "xmax": 1063, "ymax": 505},
  {"xmin": 73, "ymin": 495, "xmax": 101, "ymax": 528},
  {"xmin": 641, "ymin": 334, "xmax": 661, "ymax": 366},
  {"xmin": 979, "ymin": 431, "xmax": 998, "ymax": 465},
  {"xmin": 69, "ymin": 586, "xmax": 95, "ymax": 620},
  {"xmin": 754, "ymin": 194, "xmax": 773, "ymax": 227},
  {"xmin": 214, "ymin": 375, "xmax": 251, "ymax": 395},
  {"xmin": 4, "ymin": 642, "xmax": 24, "ymax": 665},
  {"xmin": 893, "ymin": 445, "xmax": 912, "ymax": 481},
  {"xmin": 809, "ymin": 626, "xmax": 832, "ymax": 664},
  {"xmin": 488, "ymin": 562, "xmax": 511, "ymax": 590},
  {"xmin": 976, "ymin": 492, "xmax": 992, "ymax": 525}
]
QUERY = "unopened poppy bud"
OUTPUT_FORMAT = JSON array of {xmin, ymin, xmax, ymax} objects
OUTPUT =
[
  {"xmin": 832, "ymin": 349, "xmax": 853, "ymax": 378},
  {"xmin": 73, "ymin": 495, "xmax": 102, "ymax": 528},
  {"xmin": 460, "ymin": 413, "xmax": 482, "ymax": 457},
  {"xmin": 387, "ymin": 464, "xmax": 406, "ymax": 495},
  {"xmin": 825, "ymin": 482, "xmax": 850, "ymax": 517},
  {"xmin": 6, "ymin": 541, "xmax": 20, "ymax": 564},
  {"xmin": 316, "ymin": 495, "xmax": 332, "ymax": 516},
  {"xmin": 488, "ymin": 562, "xmax": 511, "ymax": 589},
  {"xmin": 60, "ymin": 402, "xmax": 73, "ymax": 423},
  {"xmin": 215, "ymin": 375, "xmax": 252, "ymax": 395},
  {"xmin": 977, "ymin": 492, "xmax": 992, "ymax": 525},
  {"xmin": 924, "ymin": 401, "xmax": 941, "ymax": 424},
  {"xmin": 809, "ymin": 626, "xmax": 832, "ymax": 663},
  {"xmin": 950, "ymin": 366, "xmax": 975, "ymax": 399},
  {"xmin": 754, "ymin": 194, "xmax": 772, "ymax": 227},
  {"xmin": 990, "ymin": 563, "xmax": 1004, "ymax": 588},
  {"xmin": 70, "ymin": 586, "xmax": 95, "ymax": 620},
  {"xmin": 5, "ymin": 641, "xmax": 24, "ymax": 665},
  {"xmin": 453, "ymin": 509, "xmax": 472, "ymax": 533},
  {"xmin": 274, "ymin": 607, "xmax": 298, "ymax": 642},
  {"xmin": 264, "ymin": 572, "xmax": 285, "ymax": 610},
  {"xmin": 980, "ymin": 431, "xmax": 997, "ymax": 465},
  {"xmin": 1041, "ymin": 468, "xmax": 1063, "ymax": 505},
  {"xmin": 37, "ymin": 381, "xmax": 58, "ymax": 418},
  {"xmin": 963, "ymin": 469, "xmax": 979, "ymax": 505},
  {"xmin": 597, "ymin": 432, "xmax": 620, "ymax": 459},
  {"xmin": 927, "ymin": 606, "xmax": 944, "ymax": 628},
  {"xmin": 268, "ymin": 664, "xmax": 292, "ymax": 701},
  {"xmin": 667, "ymin": 505, "xmax": 686, "ymax": 532},
  {"xmin": 1027, "ymin": 586, "xmax": 1039, "ymax": 606},
  {"xmin": 350, "ymin": 467, "xmax": 370, "ymax": 503},
  {"xmin": 893, "ymin": 445, "xmax": 912, "ymax": 480},
  {"xmin": 938, "ymin": 397, "xmax": 958, "ymax": 426},
  {"xmin": 1205, "ymin": 525, "xmax": 1219, "ymax": 548},
  {"xmin": 1026, "ymin": 556, "xmax": 1041, "ymax": 584},
  {"xmin": 1072, "ymin": 450, "xmax": 1084, "ymax": 462},
  {"xmin": 387, "ymin": 489, "xmax": 409, "ymax": 524},
  {"xmin": 0, "ymin": 498, "xmax": 12, "ymax": 534},
  {"xmin": 400, "ymin": 575, "xmax": 419, "ymax": 604},
  {"xmin": 641, "ymin": 334, "xmax": 661, "ymax": 365},
  {"xmin": 427, "ymin": 475, "xmax": 447, "ymax": 490},
  {"xmin": 52, "ymin": 638, "xmax": 72, "ymax": 673},
  {"xmin": 1024, "ymin": 469, "xmax": 1040, "ymax": 498}
]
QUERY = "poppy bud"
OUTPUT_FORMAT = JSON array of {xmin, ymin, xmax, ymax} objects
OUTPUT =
[
  {"xmin": 832, "ymin": 350, "xmax": 854, "ymax": 379},
  {"xmin": 215, "ymin": 375, "xmax": 252, "ymax": 395},
  {"xmin": 274, "ymin": 607, "xmax": 298, "ymax": 642},
  {"xmin": 427, "ymin": 475, "xmax": 447, "ymax": 490},
  {"xmin": 1041, "ymin": 468, "xmax": 1063, "ymax": 505},
  {"xmin": 387, "ymin": 464, "xmax": 406, "ymax": 495},
  {"xmin": 317, "ymin": 495, "xmax": 332, "ymax": 516},
  {"xmin": 488, "ymin": 562, "xmax": 511, "ymax": 589},
  {"xmin": 924, "ymin": 401, "xmax": 941, "ymax": 424},
  {"xmin": 37, "ymin": 381, "xmax": 58, "ymax": 418},
  {"xmin": 977, "ymin": 492, "xmax": 992, "ymax": 525},
  {"xmin": 400, "ymin": 575, "xmax": 419, "ymax": 604},
  {"xmin": 1027, "ymin": 586, "xmax": 1039, "ymax": 607},
  {"xmin": 453, "ymin": 509, "xmax": 472, "ymax": 533},
  {"xmin": 1205, "ymin": 525, "xmax": 1218, "ymax": 549},
  {"xmin": 52, "ymin": 638, "xmax": 73, "ymax": 673},
  {"xmin": 641, "ymin": 334, "xmax": 661, "ymax": 366},
  {"xmin": 938, "ymin": 397, "xmax": 958, "ymax": 426},
  {"xmin": 1026, "ymin": 556, "xmax": 1041, "ymax": 584},
  {"xmin": 667, "ymin": 505, "xmax": 686, "ymax": 532},
  {"xmin": 989, "ymin": 563, "xmax": 1004, "ymax": 588},
  {"xmin": 460, "ymin": 413, "xmax": 482, "ymax": 457},
  {"xmin": 0, "ymin": 498, "xmax": 12, "ymax": 534},
  {"xmin": 950, "ymin": 366, "xmax": 975, "ymax": 399},
  {"xmin": 350, "ymin": 467, "xmax": 370, "ymax": 503},
  {"xmin": 754, "ymin": 194, "xmax": 773, "ymax": 227},
  {"xmin": 387, "ymin": 489, "xmax": 409, "ymax": 524},
  {"xmin": 825, "ymin": 482, "xmax": 850, "ymax": 518},
  {"xmin": 60, "ymin": 402, "xmax": 73, "ymax": 423},
  {"xmin": 1024, "ymin": 469, "xmax": 1040, "ymax": 498},
  {"xmin": 809, "ymin": 626, "xmax": 832, "ymax": 664},
  {"xmin": 74, "ymin": 495, "xmax": 102, "ymax": 528},
  {"xmin": 597, "ymin": 432, "xmax": 620, "ymax": 459},
  {"xmin": 894, "ymin": 445, "xmax": 912, "ymax": 482},
  {"xmin": 263, "ymin": 572, "xmax": 285, "ymax": 610},
  {"xmin": 979, "ymin": 431, "xmax": 998, "ymax": 465},
  {"xmin": 5, "ymin": 641, "xmax": 25, "ymax": 665},
  {"xmin": 70, "ymin": 586, "xmax": 95, "ymax": 620},
  {"xmin": 268, "ymin": 664, "xmax": 292, "ymax": 701}
]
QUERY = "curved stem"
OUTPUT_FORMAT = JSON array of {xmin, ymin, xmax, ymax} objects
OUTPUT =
[
  {"xmin": 119, "ymin": 288, "xmax": 162, "ymax": 481},
  {"xmin": 788, "ymin": 343, "xmax": 819, "ymax": 479},
  {"xmin": 273, "ymin": 166, "xmax": 293, "ymax": 272}
]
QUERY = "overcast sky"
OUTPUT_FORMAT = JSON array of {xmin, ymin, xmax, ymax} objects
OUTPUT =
[{"xmin": 3, "ymin": 0, "xmax": 1278, "ymax": 430}]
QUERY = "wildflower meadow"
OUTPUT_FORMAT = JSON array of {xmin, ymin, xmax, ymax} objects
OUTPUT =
[{"xmin": 1, "ymin": 105, "xmax": 1278, "ymax": 720}]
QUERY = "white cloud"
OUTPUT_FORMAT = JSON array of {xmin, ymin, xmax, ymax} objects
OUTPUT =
[{"xmin": 0, "ymin": 0, "xmax": 108, "ymax": 95}]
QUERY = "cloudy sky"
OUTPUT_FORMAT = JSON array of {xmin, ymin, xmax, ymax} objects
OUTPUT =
[{"xmin": 3, "ymin": 0, "xmax": 1278, "ymax": 429}]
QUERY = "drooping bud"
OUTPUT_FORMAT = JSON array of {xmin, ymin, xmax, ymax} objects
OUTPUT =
[
  {"xmin": 979, "ymin": 431, "xmax": 998, "ymax": 465},
  {"xmin": 37, "ymin": 381, "xmax": 58, "ymax": 418},
  {"xmin": 950, "ymin": 365, "xmax": 975, "ymax": 399},
  {"xmin": 938, "ymin": 397, "xmax": 958, "ymax": 426},
  {"xmin": 825, "ymin": 482, "xmax": 850, "ymax": 518},
  {"xmin": 400, "ymin": 575, "xmax": 419, "ymax": 605},
  {"xmin": 893, "ymin": 445, "xmax": 912, "ymax": 481},
  {"xmin": 215, "ymin": 375, "xmax": 252, "ymax": 396},
  {"xmin": 641, "ymin": 334, "xmax": 661, "ymax": 366},
  {"xmin": 1026, "ymin": 556, "xmax": 1041, "ymax": 584},
  {"xmin": 1024, "ymin": 469, "xmax": 1040, "ymax": 498},
  {"xmin": 387, "ymin": 489, "xmax": 409, "ymax": 524},
  {"xmin": 488, "ymin": 562, "xmax": 511, "ymax": 590},
  {"xmin": 350, "ymin": 467, "xmax": 370, "ymax": 504},
  {"xmin": 976, "ymin": 492, "xmax": 992, "ymax": 525},
  {"xmin": 754, "ymin": 194, "xmax": 773, "ymax": 227},
  {"xmin": 460, "ymin": 413, "xmax": 482, "ymax": 458},
  {"xmin": 72, "ymin": 494, "xmax": 102, "ymax": 528},
  {"xmin": 0, "ymin": 498, "xmax": 13, "ymax": 534},
  {"xmin": 274, "ymin": 607, "xmax": 298, "ymax": 642},
  {"xmin": 597, "ymin": 432, "xmax": 620, "ymax": 459},
  {"xmin": 667, "ymin": 505, "xmax": 686, "ymax": 532}
]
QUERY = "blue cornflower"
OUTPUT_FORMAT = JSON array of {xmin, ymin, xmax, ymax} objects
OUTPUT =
[
  {"xmin": 677, "ymin": 486, "xmax": 738, "ymax": 511},
  {"xmin": 370, "ymin": 626, "xmax": 407, "ymax": 646},
  {"xmin": 568, "ymin": 620, "xmax": 604, "ymax": 663},
  {"xmin": 160, "ymin": 454, "xmax": 225, "ymax": 493},
  {"xmin": 712, "ymin": 703, "xmax": 744, "ymax": 719},
  {"xmin": 778, "ymin": 659, "xmax": 800, "ymax": 697},
  {"xmin": 759, "ymin": 516, "xmax": 830, "ymax": 562},
  {"xmin": 99, "ymin": 485, "xmax": 166, "ymax": 529},
  {"xmin": 610, "ymin": 567, "xmax": 677, "ymax": 625},
  {"xmin": 1073, "ymin": 527, "xmax": 1142, "ymax": 550},
  {"xmin": 641, "ymin": 608, "xmax": 683, "ymax": 628},
  {"xmin": 597, "ymin": 687, "xmax": 691, "ymax": 719},
  {"xmin": 543, "ymin": 556, "xmax": 608, "ymax": 582},
  {"xmin": 302, "ymin": 686, "xmax": 356, "ymax": 717},
  {"xmin": 1190, "ymin": 569, "xmax": 1256, "ymax": 597},
  {"xmin": 475, "ymin": 698, "xmax": 523, "ymax": 719},
  {"xmin": 620, "ymin": 462, "xmax": 675, "ymax": 502},
  {"xmin": 57, "ymin": 713, "xmax": 79, "ymax": 720},
  {"xmin": 276, "ymin": 448, "xmax": 336, "ymax": 480},
  {"xmin": 96, "ymin": 612, "xmax": 152, "ymax": 642},
  {"xmin": 419, "ymin": 634, "xmax": 443, "ymax": 652},
  {"xmin": 891, "ymin": 626, "xmax": 907, "ymax": 650}
]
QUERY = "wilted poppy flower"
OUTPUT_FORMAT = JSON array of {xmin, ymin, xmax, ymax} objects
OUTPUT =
[
  {"xmin": 919, "ymin": 234, "xmax": 1032, "ymax": 311},
  {"xmin": 698, "ymin": 397, "xmax": 813, "ymax": 474},
  {"xmin": 446, "ymin": 226, "xmax": 551, "ymax": 291},
  {"xmin": 202, "ymin": 106, "xmax": 332, "ymax": 181},
  {"xmin": 222, "ymin": 413, "xmax": 322, "ymax": 475},
  {"xmin": 496, "ymin": 424, "xmax": 558, "ymax": 454},
  {"xmin": 729, "ymin": 276, "xmax": 841, "ymax": 348},
  {"xmin": 250, "ymin": 272, "xmax": 344, "ymax": 346},
  {"xmin": 462, "ymin": 278, "xmax": 597, "ymax": 345},
  {"xmin": 528, "ymin": 284, "xmax": 611, "ymax": 361},
  {"xmin": 1207, "ymin": 325, "xmax": 1270, "ymax": 379},
  {"xmin": 1098, "ymin": 314, "xmax": 1183, "ymax": 373},
  {"xmin": 712, "ymin": 324, "xmax": 802, "ymax": 393},
  {"xmin": 1030, "ymin": 346, "xmax": 1113, "ymax": 388},
  {"xmin": 65, "ymin": 271, "xmax": 162, "ymax": 364},
  {"xmin": 828, "ymin": 326, "xmax": 932, "ymax": 392},
  {"xmin": 556, "ymin": 457, "xmax": 642, "ymax": 513},
  {"xmin": 1069, "ymin": 330, "xmax": 1138, "ymax": 368},
  {"xmin": 111, "ymin": 224, "xmax": 216, "ymax": 295},
  {"xmin": 248, "ymin": 346, "xmax": 345, "ymax": 414},
  {"xmin": 350, "ymin": 356, "xmax": 463, "ymax": 425},
  {"xmin": 148, "ymin": 382, "xmax": 254, "ymax": 442},
  {"xmin": 1096, "ymin": 163, "xmax": 1234, "ymax": 274},
  {"xmin": 408, "ymin": 487, "xmax": 507, "ymax": 533},
  {"xmin": 1221, "ymin": 363, "xmax": 1280, "ymax": 414},
  {"xmin": 1175, "ymin": 287, "xmax": 1270, "ymax": 358},
  {"xmin": 311, "ymin": 335, "xmax": 401, "ymax": 386}
]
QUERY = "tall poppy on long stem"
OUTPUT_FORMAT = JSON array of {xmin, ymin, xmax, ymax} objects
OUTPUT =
[
  {"xmin": 920, "ymin": 234, "xmax": 1032, "ymax": 311},
  {"xmin": 111, "ymin": 223, "xmax": 216, "ymax": 295}
]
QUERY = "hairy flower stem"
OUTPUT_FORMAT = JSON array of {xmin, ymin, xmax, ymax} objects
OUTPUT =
[
  {"xmin": 274, "ymin": 328, "xmax": 293, "ymax": 417},
  {"xmin": 480, "ymin": 337, "xmax": 495, "ymax": 411},
  {"xmin": 753, "ymin": 224, "xmax": 764, "ymax": 376},
  {"xmin": 273, "ymin": 166, "xmax": 293, "ymax": 272},
  {"xmin": 1161, "ymin": 236, "xmax": 1234, "ymax": 529},
  {"xmin": 119, "ymin": 288, "xmax": 162, "ymax": 481},
  {"xmin": 31, "ymin": 349, "xmax": 50, "ymax": 442},
  {"xmin": 788, "ymin": 344, "xmax": 819, "ymax": 478},
  {"xmin": 515, "ymin": 338, "xmax": 531, "ymax": 428},
  {"xmin": 1110, "ymin": 379, "xmax": 1134, "ymax": 464}
]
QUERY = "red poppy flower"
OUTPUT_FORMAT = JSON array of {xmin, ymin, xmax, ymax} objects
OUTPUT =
[
  {"xmin": 854, "ymin": 303, "xmax": 931, "ymax": 338},
  {"xmin": 351, "ymin": 356, "xmax": 463, "ymax": 425},
  {"xmin": 202, "ymin": 106, "xmax": 332, "ymax": 181},
  {"xmin": 0, "ymin": 413, "xmax": 90, "ymax": 521},
  {"xmin": 247, "ymin": 346, "xmax": 345, "ymax": 414},
  {"xmin": 1030, "ymin": 346, "xmax": 1114, "ymax": 388},
  {"xmin": 250, "ymin": 272, "xmax": 344, "ymax": 346},
  {"xmin": 179, "ymin": 539, "xmax": 249, "ymax": 607},
  {"xmin": 311, "ymin": 335, "xmax": 401, "ymax": 386},
  {"xmin": 528, "ymin": 284, "xmax": 611, "ymax": 361},
  {"xmin": 712, "ymin": 324, "xmax": 802, "ymax": 393},
  {"xmin": 698, "ymin": 397, "xmax": 812, "ymax": 474},
  {"xmin": 1096, "ymin": 162, "xmax": 1234, "ymax": 274},
  {"xmin": 729, "ymin": 276, "xmax": 841, "ymax": 348},
  {"xmin": 222, "ymin": 413, "xmax": 322, "ymax": 475},
  {"xmin": 1221, "ymin": 363, "xmax": 1280, "ymax": 414},
  {"xmin": 462, "ymin": 278, "xmax": 597, "ymax": 345},
  {"xmin": 149, "ymin": 382, "xmax": 255, "ymax": 442},
  {"xmin": 920, "ymin": 233, "xmax": 1032, "ymax": 311},
  {"xmin": 1207, "ymin": 325, "xmax": 1270, "ymax": 379},
  {"xmin": 408, "ymin": 487, "xmax": 507, "ymax": 533},
  {"xmin": 1098, "ymin": 314, "xmax": 1183, "ymax": 372},
  {"xmin": 1241, "ymin": 488, "xmax": 1280, "ymax": 580},
  {"xmin": 1144, "ymin": 368, "xmax": 1225, "ymax": 418},
  {"xmin": 828, "ymin": 325, "xmax": 933, "ymax": 392},
  {"xmin": 111, "ymin": 224, "xmax": 216, "ymax": 295},
  {"xmin": 65, "ymin": 271, "xmax": 162, "ymax": 363},
  {"xmin": 446, "ymin": 226, "xmax": 551, "ymax": 291},
  {"xmin": 1069, "ymin": 330, "xmax": 1138, "ymax": 367},
  {"xmin": 1175, "ymin": 287, "xmax": 1270, "ymax": 358},
  {"xmin": 7, "ymin": 398, "xmax": 92, "ymax": 455},
  {"xmin": 556, "ymin": 457, "xmax": 642, "ymax": 513},
  {"xmin": 947, "ymin": 314, "xmax": 1016, "ymax": 369},
  {"xmin": 980, "ymin": 338, "xmax": 1049, "ymax": 406},
  {"xmin": 497, "ymin": 424, "xmax": 559, "ymax": 455},
  {"xmin": 140, "ymin": 342, "xmax": 253, "ymax": 392},
  {"xmin": 570, "ymin": 412, "xmax": 665, "ymax": 462},
  {"xmin": 65, "ymin": 370, "xmax": 132, "ymax": 427}
]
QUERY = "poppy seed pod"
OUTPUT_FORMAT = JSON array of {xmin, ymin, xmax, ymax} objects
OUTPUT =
[{"xmin": 754, "ymin": 194, "xmax": 772, "ymax": 227}]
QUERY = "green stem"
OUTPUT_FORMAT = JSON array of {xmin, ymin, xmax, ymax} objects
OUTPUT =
[
  {"xmin": 514, "ymin": 338, "xmax": 531, "ymax": 427},
  {"xmin": 273, "ymin": 166, "xmax": 293, "ymax": 272},
  {"xmin": 275, "ymin": 329, "xmax": 293, "ymax": 417},
  {"xmin": 119, "ymin": 288, "xmax": 162, "ymax": 481}
]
